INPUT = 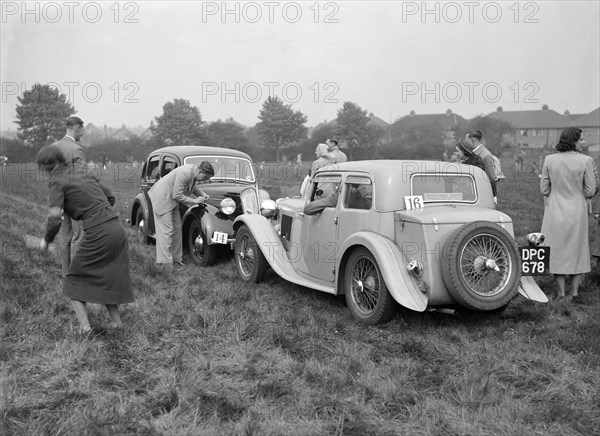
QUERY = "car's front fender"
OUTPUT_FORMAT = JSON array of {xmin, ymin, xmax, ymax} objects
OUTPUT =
[
  {"xmin": 233, "ymin": 215, "xmax": 336, "ymax": 294},
  {"xmin": 339, "ymin": 233, "xmax": 429, "ymax": 312},
  {"xmin": 183, "ymin": 204, "xmax": 235, "ymax": 245}
]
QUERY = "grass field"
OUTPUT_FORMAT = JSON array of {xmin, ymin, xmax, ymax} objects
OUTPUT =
[{"xmin": 1, "ymin": 156, "xmax": 599, "ymax": 436}]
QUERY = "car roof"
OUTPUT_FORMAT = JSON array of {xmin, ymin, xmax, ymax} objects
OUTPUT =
[
  {"xmin": 316, "ymin": 159, "xmax": 484, "ymax": 179},
  {"xmin": 314, "ymin": 159, "xmax": 493, "ymax": 210},
  {"xmin": 151, "ymin": 145, "xmax": 252, "ymax": 160}
]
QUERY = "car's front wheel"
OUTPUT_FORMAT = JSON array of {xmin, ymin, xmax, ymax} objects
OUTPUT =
[
  {"xmin": 188, "ymin": 219, "xmax": 217, "ymax": 267},
  {"xmin": 441, "ymin": 221, "xmax": 521, "ymax": 311},
  {"xmin": 344, "ymin": 248, "xmax": 396, "ymax": 325},
  {"xmin": 234, "ymin": 225, "xmax": 268, "ymax": 283}
]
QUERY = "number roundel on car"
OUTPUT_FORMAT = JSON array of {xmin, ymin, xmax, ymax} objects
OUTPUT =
[{"xmin": 441, "ymin": 221, "xmax": 521, "ymax": 311}]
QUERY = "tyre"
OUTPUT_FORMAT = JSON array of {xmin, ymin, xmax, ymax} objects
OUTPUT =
[
  {"xmin": 188, "ymin": 219, "xmax": 217, "ymax": 267},
  {"xmin": 234, "ymin": 225, "xmax": 268, "ymax": 283},
  {"xmin": 344, "ymin": 248, "xmax": 396, "ymax": 325},
  {"xmin": 441, "ymin": 221, "xmax": 521, "ymax": 311},
  {"xmin": 135, "ymin": 208, "xmax": 151, "ymax": 245}
]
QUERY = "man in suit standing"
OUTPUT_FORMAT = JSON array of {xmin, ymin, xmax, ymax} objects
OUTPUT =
[
  {"xmin": 49, "ymin": 116, "xmax": 87, "ymax": 277},
  {"xmin": 463, "ymin": 129, "xmax": 498, "ymax": 204},
  {"xmin": 148, "ymin": 161, "xmax": 214, "ymax": 266}
]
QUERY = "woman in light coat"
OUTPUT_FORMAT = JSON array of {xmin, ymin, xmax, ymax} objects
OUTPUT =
[{"xmin": 541, "ymin": 127, "xmax": 598, "ymax": 301}]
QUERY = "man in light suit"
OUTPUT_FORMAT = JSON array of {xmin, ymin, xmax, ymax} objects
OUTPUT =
[
  {"xmin": 148, "ymin": 161, "xmax": 214, "ymax": 266},
  {"xmin": 50, "ymin": 116, "xmax": 87, "ymax": 277},
  {"xmin": 325, "ymin": 138, "xmax": 348, "ymax": 163}
]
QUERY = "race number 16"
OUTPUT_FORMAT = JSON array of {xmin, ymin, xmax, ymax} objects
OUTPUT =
[{"xmin": 404, "ymin": 195, "xmax": 424, "ymax": 210}]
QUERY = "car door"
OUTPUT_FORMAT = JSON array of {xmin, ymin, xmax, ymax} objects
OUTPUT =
[
  {"xmin": 295, "ymin": 173, "xmax": 342, "ymax": 283},
  {"xmin": 336, "ymin": 175, "xmax": 374, "ymax": 246}
]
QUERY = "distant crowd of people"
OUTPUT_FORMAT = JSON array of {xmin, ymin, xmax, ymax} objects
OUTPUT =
[{"xmin": 33, "ymin": 117, "xmax": 599, "ymax": 334}]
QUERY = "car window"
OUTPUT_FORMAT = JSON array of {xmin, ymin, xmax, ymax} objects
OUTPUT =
[
  {"xmin": 311, "ymin": 175, "xmax": 342, "ymax": 200},
  {"xmin": 160, "ymin": 156, "xmax": 178, "ymax": 177},
  {"xmin": 184, "ymin": 155, "xmax": 255, "ymax": 183},
  {"xmin": 344, "ymin": 177, "xmax": 373, "ymax": 210},
  {"xmin": 146, "ymin": 156, "xmax": 160, "ymax": 181},
  {"xmin": 411, "ymin": 173, "xmax": 477, "ymax": 203}
]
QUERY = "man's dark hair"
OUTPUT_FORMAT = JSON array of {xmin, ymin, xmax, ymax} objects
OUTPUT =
[
  {"xmin": 556, "ymin": 127, "xmax": 582, "ymax": 152},
  {"xmin": 199, "ymin": 161, "xmax": 215, "ymax": 177},
  {"xmin": 327, "ymin": 139, "xmax": 338, "ymax": 146},
  {"xmin": 66, "ymin": 116, "xmax": 84, "ymax": 128},
  {"xmin": 465, "ymin": 129, "xmax": 483, "ymax": 141}
]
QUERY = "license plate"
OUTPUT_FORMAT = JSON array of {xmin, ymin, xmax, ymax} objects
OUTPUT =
[
  {"xmin": 211, "ymin": 231, "xmax": 228, "ymax": 244},
  {"xmin": 519, "ymin": 246, "xmax": 550, "ymax": 276}
]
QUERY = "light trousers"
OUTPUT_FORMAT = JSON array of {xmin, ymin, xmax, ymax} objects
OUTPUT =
[{"xmin": 154, "ymin": 208, "xmax": 183, "ymax": 264}]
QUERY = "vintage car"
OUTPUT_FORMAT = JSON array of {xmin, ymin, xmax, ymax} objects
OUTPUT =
[
  {"xmin": 232, "ymin": 160, "xmax": 549, "ymax": 324},
  {"xmin": 130, "ymin": 146, "xmax": 270, "ymax": 266}
]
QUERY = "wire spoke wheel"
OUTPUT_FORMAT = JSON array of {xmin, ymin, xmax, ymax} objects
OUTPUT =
[
  {"xmin": 442, "ymin": 221, "xmax": 521, "ymax": 311},
  {"xmin": 460, "ymin": 233, "xmax": 511, "ymax": 297},
  {"xmin": 344, "ymin": 248, "xmax": 395, "ymax": 324},
  {"xmin": 234, "ymin": 225, "xmax": 267, "ymax": 283}
]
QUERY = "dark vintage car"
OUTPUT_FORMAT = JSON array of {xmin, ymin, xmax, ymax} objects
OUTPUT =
[
  {"xmin": 232, "ymin": 160, "xmax": 549, "ymax": 324},
  {"xmin": 129, "ymin": 146, "xmax": 270, "ymax": 266}
]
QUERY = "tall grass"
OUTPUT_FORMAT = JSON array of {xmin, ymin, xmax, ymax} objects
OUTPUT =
[{"xmin": 1, "ymin": 158, "xmax": 599, "ymax": 436}]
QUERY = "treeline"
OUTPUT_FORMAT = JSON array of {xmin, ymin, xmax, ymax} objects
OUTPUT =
[{"xmin": 2, "ymin": 84, "xmax": 515, "ymax": 163}]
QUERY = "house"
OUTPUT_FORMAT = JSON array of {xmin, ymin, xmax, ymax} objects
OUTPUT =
[
  {"xmin": 570, "ymin": 107, "xmax": 600, "ymax": 150},
  {"xmin": 393, "ymin": 109, "xmax": 468, "ymax": 147},
  {"xmin": 487, "ymin": 105, "xmax": 569, "ymax": 148}
]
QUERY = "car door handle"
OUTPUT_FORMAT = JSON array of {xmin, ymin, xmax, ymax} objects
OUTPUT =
[{"xmin": 334, "ymin": 217, "xmax": 338, "ymax": 225}]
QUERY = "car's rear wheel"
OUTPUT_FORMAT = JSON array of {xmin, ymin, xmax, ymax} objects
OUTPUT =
[
  {"xmin": 188, "ymin": 219, "xmax": 217, "ymax": 267},
  {"xmin": 344, "ymin": 248, "xmax": 395, "ymax": 325},
  {"xmin": 135, "ymin": 208, "xmax": 150, "ymax": 244},
  {"xmin": 235, "ymin": 225, "xmax": 267, "ymax": 283},
  {"xmin": 441, "ymin": 221, "xmax": 521, "ymax": 311}
]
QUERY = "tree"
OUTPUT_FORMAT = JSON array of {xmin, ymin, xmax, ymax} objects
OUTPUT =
[
  {"xmin": 151, "ymin": 99, "xmax": 206, "ymax": 146},
  {"xmin": 257, "ymin": 96, "xmax": 307, "ymax": 161},
  {"xmin": 205, "ymin": 120, "xmax": 251, "ymax": 154},
  {"xmin": 335, "ymin": 102, "xmax": 383, "ymax": 159},
  {"xmin": 15, "ymin": 84, "xmax": 76, "ymax": 148}
]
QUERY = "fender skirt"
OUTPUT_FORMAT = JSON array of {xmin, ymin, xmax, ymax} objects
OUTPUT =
[{"xmin": 234, "ymin": 215, "xmax": 336, "ymax": 294}]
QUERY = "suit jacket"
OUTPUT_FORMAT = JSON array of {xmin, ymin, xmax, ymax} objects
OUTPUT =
[
  {"xmin": 330, "ymin": 148, "xmax": 348, "ymax": 163},
  {"xmin": 50, "ymin": 136, "xmax": 86, "ymax": 164},
  {"xmin": 148, "ymin": 164, "xmax": 199, "ymax": 216}
]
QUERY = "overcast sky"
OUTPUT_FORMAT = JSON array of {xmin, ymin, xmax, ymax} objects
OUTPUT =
[{"xmin": 1, "ymin": 0, "xmax": 599, "ymax": 130}]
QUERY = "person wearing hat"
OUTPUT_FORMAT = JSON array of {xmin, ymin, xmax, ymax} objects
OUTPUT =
[
  {"xmin": 455, "ymin": 138, "xmax": 485, "ymax": 171},
  {"xmin": 148, "ymin": 161, "xmax": 214, "ymax": 266},
  {"xmin": 463, "ymin": 130, "xmax": 498, "ymax": 202},
  {"xmin": 49, "ymin": 116, "xmax": 87, "ymax": 277}
]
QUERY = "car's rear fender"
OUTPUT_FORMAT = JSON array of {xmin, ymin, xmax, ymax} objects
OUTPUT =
[
  {"xmin": 338, "ymin": 233, "xmax": 428, "ymax": 312},
  {"xmin": 233, "ymin": 215, "xmax": 336, "ymax": 294}
]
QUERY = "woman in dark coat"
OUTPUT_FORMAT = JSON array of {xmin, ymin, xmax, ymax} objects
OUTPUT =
[{"xmin": 37, "ymin": 145, "xmax": 134, "ymax": 333}]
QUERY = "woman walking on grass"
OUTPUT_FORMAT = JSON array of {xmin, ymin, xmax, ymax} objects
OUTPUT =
[
  {"xmin": 540, "ymin": 127, "xmax": 598, "ymax": 302},
  {"xmin": 37, "ymin": 145, "xmax": 134, "ymax": 333}
]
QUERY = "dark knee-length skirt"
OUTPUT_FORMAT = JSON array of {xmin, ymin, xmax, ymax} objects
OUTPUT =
[{"xmin": 64, "ymin": 217, "xmax": 134, "ymax": 305}]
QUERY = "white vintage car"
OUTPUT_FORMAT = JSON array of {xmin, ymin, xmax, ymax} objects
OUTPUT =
[{"xmin": 232, "ymin": 160, "xmax": 548, "ymax": 324}]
